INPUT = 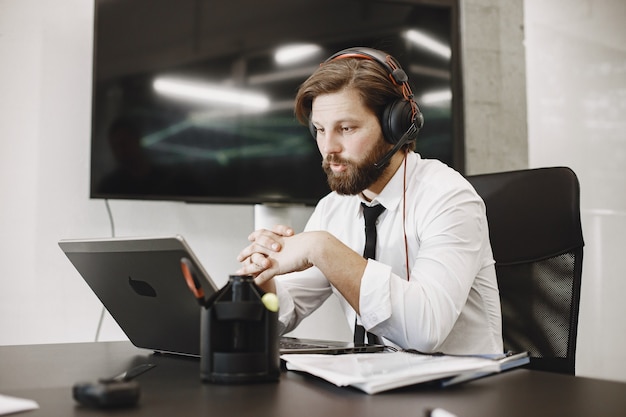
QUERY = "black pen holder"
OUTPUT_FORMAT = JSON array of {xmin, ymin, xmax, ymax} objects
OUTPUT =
[{"xmin": 200, "ymin": 275, "xmax": 279, "ymax": 384}]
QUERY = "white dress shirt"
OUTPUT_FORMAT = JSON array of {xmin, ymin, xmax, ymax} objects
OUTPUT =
[{"xmin": 274, "ymin": 152, "xmax": 503, "ymax": 354}]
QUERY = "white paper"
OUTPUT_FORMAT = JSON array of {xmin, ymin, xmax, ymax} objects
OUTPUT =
[
  {"xmin": 281, "ymin": 351, "xmax": 503, "ymax": 394},
  {"xmin": 0, "ymin": 394, "xmax": 39, "ymax": 415}
]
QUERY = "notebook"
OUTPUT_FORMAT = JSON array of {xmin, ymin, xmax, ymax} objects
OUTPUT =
[{"xmin": 58, "ymin": 235, "xmax": 384, "ymax": 357}]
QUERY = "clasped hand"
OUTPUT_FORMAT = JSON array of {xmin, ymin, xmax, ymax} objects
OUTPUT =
[{"xmin": 236, "ymin": 225, "xmax": 316, "ymax": 285}]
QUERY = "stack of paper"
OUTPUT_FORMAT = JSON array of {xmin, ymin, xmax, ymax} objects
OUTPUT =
[
  {"xmin": 0, "ymin": 394, "xmax": 39, "ymax": 415},
  {"xmin": 281, "ymin": 350, "xmax": 528, "ymax": 394}
]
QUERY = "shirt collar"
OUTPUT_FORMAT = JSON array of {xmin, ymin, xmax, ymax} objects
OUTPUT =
[{"xmin": 358, "ymin": 152, "xmax": 417, "ymax": 214}]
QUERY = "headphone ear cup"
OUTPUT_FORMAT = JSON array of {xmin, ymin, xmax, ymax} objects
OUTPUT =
[{"xmin": 381, "ymin": 99, "xmax": 418, "ymax": 144}]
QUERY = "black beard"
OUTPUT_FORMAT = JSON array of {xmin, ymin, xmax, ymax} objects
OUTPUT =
[{"xmin": 322, "ymin": 140, "xmax": 393, "ymax": 195}]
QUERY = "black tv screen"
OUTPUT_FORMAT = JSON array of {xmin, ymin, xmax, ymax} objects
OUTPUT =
[{"xmin": 90, "ymin": 0, "xmax": 462, "ymax": 205}]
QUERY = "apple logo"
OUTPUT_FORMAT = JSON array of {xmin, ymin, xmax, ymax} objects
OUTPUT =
[{"xmin": 128, "ymin": 276, "xmax": 157, "ymax": 297}]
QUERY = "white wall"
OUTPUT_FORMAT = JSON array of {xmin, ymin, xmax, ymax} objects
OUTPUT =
[
  {"xmin": 1, "ymin": 0, "xmax": 625, "ymax": 384},
  {"xmin": 0, "ymin": 0, "xmax": 346, "ymax": 346},
  {"xmin": 525, "ymin": 0, "xmax": 626, "ymax": 383}
]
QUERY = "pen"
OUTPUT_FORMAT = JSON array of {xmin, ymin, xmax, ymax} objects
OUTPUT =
[
  {"xmin": 180, "ymin": 257, "xmax": 208, "ymax": 306},
  {"xmin": 426, "ymin": 408, "xmax": 459, "ymax": 417}
]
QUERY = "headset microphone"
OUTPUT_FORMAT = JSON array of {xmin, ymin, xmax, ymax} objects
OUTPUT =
[
  {"xmin": 374, "ymin": 124, "xmax": 418, "ymax": 169},
  {"xmin": 374, "ymin": 126, "xmax": 417, "ymax": 169}
]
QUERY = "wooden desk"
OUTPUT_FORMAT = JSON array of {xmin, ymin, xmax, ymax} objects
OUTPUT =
[{"xmin": 1, "ymin": 342, "xmax": 624, "ymax": 417}]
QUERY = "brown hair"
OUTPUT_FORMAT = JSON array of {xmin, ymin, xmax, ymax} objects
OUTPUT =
[
  {"xmin": 294, "ymin": 57, "xmax": 415, "ymax": 151},
  {"xmin": 296, "ymin": 58, "xmax": 403, "ymax": 122}
]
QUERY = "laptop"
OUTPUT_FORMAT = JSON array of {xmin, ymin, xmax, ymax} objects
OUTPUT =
[{"xmin": 58, "ymin": 235, "xmax": 385, "ymax": 357}]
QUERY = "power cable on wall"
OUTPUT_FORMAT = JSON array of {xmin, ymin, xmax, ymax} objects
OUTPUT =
[{"xmin": 94, "ymin": 199, "xmax": 116, "ymax": 342}]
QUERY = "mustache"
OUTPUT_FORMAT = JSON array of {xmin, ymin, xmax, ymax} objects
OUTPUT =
[{"xmin": 323, "ymin": 154, "xmax": 352, "ymax": 167}]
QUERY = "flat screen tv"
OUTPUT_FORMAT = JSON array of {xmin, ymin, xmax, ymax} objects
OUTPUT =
[{"xmin": 90, "ymin": 0, "xmax": 463, "ymax": 205}]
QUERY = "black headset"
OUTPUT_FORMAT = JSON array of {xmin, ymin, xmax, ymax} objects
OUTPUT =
[{"xmin": 310, "ymin": 47, "xmax": 424, "ymax": 168}]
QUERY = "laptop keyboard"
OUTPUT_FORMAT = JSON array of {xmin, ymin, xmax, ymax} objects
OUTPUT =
[{"xmin": 279, "ymin": 339, "xmax": 329, "ymax": 350}]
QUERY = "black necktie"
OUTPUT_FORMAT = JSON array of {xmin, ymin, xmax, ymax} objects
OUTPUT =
[
  {"xmin": 354, "ymin": 203, "xmax": 385, "ymax": 345},
  {"xmin": 362, "ymin": 203, "xmax": 386, "ymax": 260}
]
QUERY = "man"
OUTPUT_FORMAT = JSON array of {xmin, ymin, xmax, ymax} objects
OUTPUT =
[{"xmin": 236, "ymin": 48, "xmax": 503, "ymax": 355}]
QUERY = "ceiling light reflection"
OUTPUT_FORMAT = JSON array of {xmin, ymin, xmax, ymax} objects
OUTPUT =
[
  {"xmin": 419, "ymin": 89, "xmax": 452, "ymax": 105},
  {"xmin": 404, "ymin": 29, "xmax": 451, "ymax": 59},
  {"xmin": 275, "ymin": 44, "xmax": 322, "ymax": 65},
  {"xmin": 153, "ymin": 77, "xmax": 270, "ymax": 110}
]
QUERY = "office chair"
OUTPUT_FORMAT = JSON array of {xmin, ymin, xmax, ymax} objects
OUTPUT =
[{"xmin": 466, "ymin": 167, "xmax": 584, "ymax": 374}]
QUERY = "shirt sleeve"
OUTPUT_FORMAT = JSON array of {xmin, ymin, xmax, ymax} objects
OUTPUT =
[
  {"xmin": 273, "ymin": 268, "xmax": 334, "ymax": 335},
  {"xmin": 359, "ymin": 185, "xmax": 490, "ymax": 352},
  {"xmin": 358, "ymin": 260, "xmax": 393, "ymax": 327},
  {"xmin": 272, "ymin": 205, "xmax": 334, "ymax": 335}
]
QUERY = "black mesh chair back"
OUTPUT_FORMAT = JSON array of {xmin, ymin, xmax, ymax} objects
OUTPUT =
[{"xmin": 466, "ymin": 167, "xmax": 584, "ymax": 374}]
